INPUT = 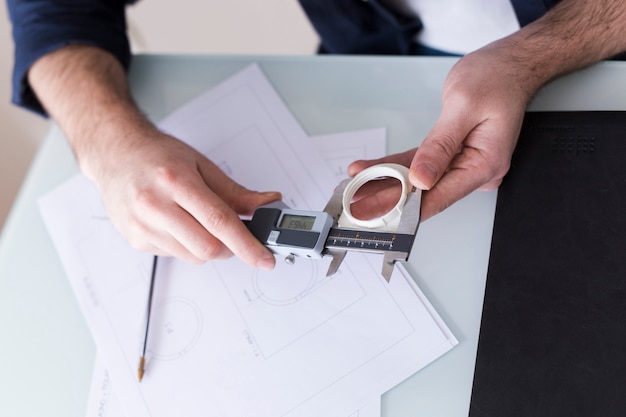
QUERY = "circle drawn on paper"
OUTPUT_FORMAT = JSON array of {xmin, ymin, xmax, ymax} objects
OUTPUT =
[
  {"xmin": 252, "ymin": 260, "xmax": 318, "ymax": 306},
  {"xmin": 147, "ymin": 296, "xmax": 202, "ymax": 361}
]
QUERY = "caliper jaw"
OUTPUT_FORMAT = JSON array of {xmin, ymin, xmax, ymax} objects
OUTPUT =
[
  {"xmin": 321, "ymin": 178, "xmax": 351, "ymax": 277},
  {"xmin": 379, "ymin": 190, "xmax": 421, "ymax": 281},
  {"xmin": 321, "ymin": 178, "xmax": 422, "ymax": 281}
]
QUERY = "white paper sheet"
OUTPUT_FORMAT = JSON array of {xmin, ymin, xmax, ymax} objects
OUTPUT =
[
  {"xmin": 84, "ymin": 260, "xmax": 446, "ymax": 417},
  {"xmin": 83, "ymin": 127, "xmax": 389, "ymax": 417},
  {"xmin": 86, "ymin": 354, "xmax": 382, "ymax": 417},
  {"xmin": 311, "ymin": 128, "xmax": 387, "ymax": 182},
  {"xmin": 40, "ymin": 64, "xmax": 457, "ymax": 417}
]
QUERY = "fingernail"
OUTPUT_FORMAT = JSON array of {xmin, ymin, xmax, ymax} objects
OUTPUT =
[
  {"xmin": 262, "ymin": 191, "xmax": 282, "ymax": 200},
  {"xmin": 411, "ymin": 163, "xmax": 438, "ymax": 190},
  {"xmin": 257, "ymin": 254, "xmax": 276, "ymax": 271}
]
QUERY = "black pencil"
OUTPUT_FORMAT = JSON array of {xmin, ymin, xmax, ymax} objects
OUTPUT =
[{"xmin": 138, "ymin": 255, "xmax": 158, "ymax": 382}]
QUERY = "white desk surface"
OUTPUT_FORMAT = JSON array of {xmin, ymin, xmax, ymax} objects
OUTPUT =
[{"xmin": 2, "ymin": 55, "xmax": 626, "ymax": 417}]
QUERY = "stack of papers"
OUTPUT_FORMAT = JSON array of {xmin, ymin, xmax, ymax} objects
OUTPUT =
[{"xmin": 39, "ymin": 64, "xmax": 457, "ymax": 417}]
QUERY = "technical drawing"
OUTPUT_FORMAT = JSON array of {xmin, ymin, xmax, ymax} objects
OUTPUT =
[
  {"xmin": 219, "ymin": 259, "xmax": 367, "ymax": 359},
  {"xmin": 319, "ymin": 145, "xmax": 368, "ymax": 178},
  {"xmin": 147, "ymin": 296, "xmax": 203, "ymax": 361},
  {"xmin": 252, "ymin": 260, "xmax": 318, "ymax": 306}
]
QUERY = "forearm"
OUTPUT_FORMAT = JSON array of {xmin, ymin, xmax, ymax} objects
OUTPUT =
[
  {"xmin": 7, "ymin": 0, "xmax": 131, "ymax": 115},
  {"xmin": 493, "ymin": 0, "xmax": 626, "ymax": 97},
  {"xmin": 28, "ymin": 45, "xmax": 154, "ymax": 181},
  {"xmin": 350, "ymin": 1, "xmax": 626, "ymax": 221}
]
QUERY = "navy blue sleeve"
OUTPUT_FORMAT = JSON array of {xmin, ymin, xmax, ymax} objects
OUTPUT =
[{"xmin": 7, "ymin": 0, "xmax": 133, "ymax": 116}]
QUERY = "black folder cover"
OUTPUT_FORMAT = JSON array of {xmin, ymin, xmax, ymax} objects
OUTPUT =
[{"xmin": 469, "ymin": 112, "xmax": 626, "ymax": 416}]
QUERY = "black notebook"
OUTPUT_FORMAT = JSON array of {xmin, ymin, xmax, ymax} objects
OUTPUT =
[{"xmin": 469, "ymin": 112, "xmax": 626, "ymax": 416}]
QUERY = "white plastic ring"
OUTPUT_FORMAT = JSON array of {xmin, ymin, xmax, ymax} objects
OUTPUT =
[{"xmin": 339, "ymin": 163, "xmax": 411, "ymax": 231}]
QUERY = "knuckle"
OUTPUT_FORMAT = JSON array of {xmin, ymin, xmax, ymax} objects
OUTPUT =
[
  {"xmin": 195, "ymin": 241, "xmax": 225, "ymax": 260},
  {"xmin": 154, "ymin": 164, "xmax": 181, "ymax": 189},
  {"xmin": 468, "ymin": 148, "xmax": 511, "ymax": 184},
  {"xmin": 236, "ymin": 239, "xmax": 263, "ymax": 263},
  {"xmin": 193, "ymin": 208, "xmax": 235, "ymax": 260},
  {"xmin": 137, "ymin": 197, "xmax": 160, "ymax": 221},
  {"xmin": 485, "ymin": 157, "xmax": 511, "ymax": 182},
  {"xmin": 128, "ymin": 184, "xmax": 158, "ymax": 213},
  {"xmin": 448, "ymin": 86, "xmax": 473, "ymax": 108},
  {"xmin": 204, "ymin": 207, "xmax": 232, "ymax": 233},
  {"xmin": 429, "ymin": 133, "xmax": 462, "ymax": 162},
  {"xmin": 125, "ymin": 221, "xmax": 151, "ymax": 251},
  {"xmin": 126, "ymin": 182, "xmax": 142, "ymax": 202},
  {"xmin": 443, "ymin": 84, "xmax": 477, "ymax": 115},
  {"xmin": 225, "ymin": 183, "xmax": 253, "ymax": 212}
]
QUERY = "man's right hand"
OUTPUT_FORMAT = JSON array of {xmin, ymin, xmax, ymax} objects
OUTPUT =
[
  {"xmin": 29, "ymin": 45, "xmax": 281, "ymax": 270},
  {"xmin": 91, "ymin": 129, "xmax": 281, "ymax": 268}
]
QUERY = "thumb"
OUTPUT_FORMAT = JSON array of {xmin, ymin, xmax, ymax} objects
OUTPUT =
[
  {"xmin": 196, "ymin": 154, "xmax": 282, "ymax": 215},
  {"xmin": 234, "ymin": 190, "xmax": 283, "ymax": 216},
  {"xmin": 216, "ymin": 178, "xmax": 281, "ymax": 215},
  {"xmin": 410, "ymin": 111, "xmax": 474, "ymax": 190}
]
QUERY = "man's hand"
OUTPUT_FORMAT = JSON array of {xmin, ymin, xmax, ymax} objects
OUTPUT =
[
  {"xmin": 349, "ymin": 42, "xmax": 528, "ymax": 221},
  {"xmin": 93, "ymin": 130, "xmax": 281, "ymax": 267},
  {"xmin": 29, "ymin": 45, "xmax": 280, "ymax": 269},
  {"xmin": 350, "ymin": 0, "xmax": 626, "ymax": 221},
  {"xmin": 408, "ymin": 42, "xmax": 529, "ymax": 220}
]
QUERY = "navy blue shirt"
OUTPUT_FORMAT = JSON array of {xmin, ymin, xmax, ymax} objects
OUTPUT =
[{"xmin": 7, "ymin": 0, "xmax": 556, "ymax": 116}]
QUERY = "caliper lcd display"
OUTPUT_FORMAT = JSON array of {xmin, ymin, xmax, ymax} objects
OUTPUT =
[{"xmin": 279, "ymin": 214, "xmax": 316, "ymax": 231}]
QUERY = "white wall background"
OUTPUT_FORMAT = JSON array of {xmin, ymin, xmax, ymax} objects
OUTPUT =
[{"xmin": 0, "ymin": 1, "xmax": 318, "ymax": 230}]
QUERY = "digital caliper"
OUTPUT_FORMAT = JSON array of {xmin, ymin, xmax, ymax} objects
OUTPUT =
[{"xmin": 245, "ymin": 164, "xmax": 422, "ymax": 281}]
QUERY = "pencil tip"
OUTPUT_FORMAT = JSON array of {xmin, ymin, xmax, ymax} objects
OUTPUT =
[{"xmin": 138, "ymin": 356, "xmax": 145, "ymax": 382}]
